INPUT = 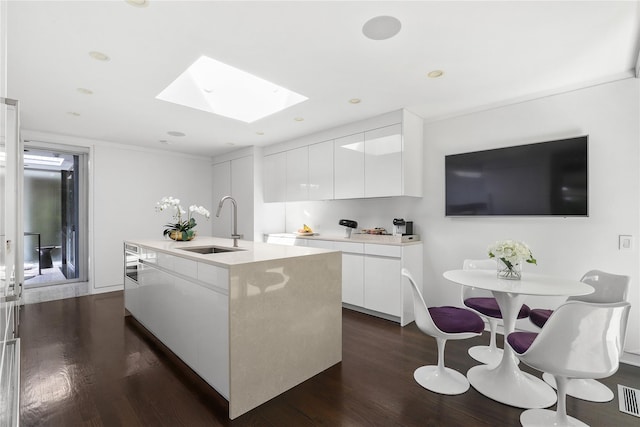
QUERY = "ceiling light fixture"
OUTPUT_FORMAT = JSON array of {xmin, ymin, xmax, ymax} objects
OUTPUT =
[
  {"xmin": 159, "ymin": 140, "xmax": 170, "ymax": 144},
  {"xmin": 77, "ymin": 88, "xmax": 93, "ymax": 95},
  {"xmin": 362, "ymin": 16, "xmax": 402, "ymax": 40},
  {"xmin": 256, "ymin": 132, "xmax": 264, "ymax": 135},
  {"xmin": 67, "ymin": 112, "xmax": 80, "ymax": 116},
  {"xmin": 294, "ymin": 117, "xmax": 304, "ymax": 122},
  {"xmin": 427, "ymin": 70, "xmax": 444, "ymax": 78},
  {"xmin": 167, "ymin": 131, "xmax": 185, "ymax": 137},
  {"xmin": 349, "ymin": 98, "xmax": 361, "ymax": 104},
  {"xmin": 89, "ymin": 51, "xmax": 110, "ymax": 61},
  {"xmin": 156, "ymin": 55, "xmax": 308, "ymax": 123}
]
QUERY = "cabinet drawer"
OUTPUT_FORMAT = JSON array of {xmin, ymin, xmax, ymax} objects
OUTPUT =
[
  {"xmin": 334, "ymin": 241, "xmax": 364, "ymax": 254},
  {"xmin": 197, "ymin": 263, "xmax": 229, "ymax": 292},
  {"xmin": 365, "ymin": 244, "xmax": 402, "ymax": 258},
  {"xmin": 157, "ymin": 253, "xmax": 198, "ymax": 279}
]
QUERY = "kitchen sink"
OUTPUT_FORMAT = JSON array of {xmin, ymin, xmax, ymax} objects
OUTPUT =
[{"xmin": 178, "ymin": 246, "xmax": 245, "ymax": 254}]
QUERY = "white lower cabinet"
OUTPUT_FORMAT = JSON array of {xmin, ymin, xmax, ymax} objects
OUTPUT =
[
  {"xmin": 333, "ymin": 242, "xmax": 365, "ymax": 307},
  {"xmin": 282, "ymin": 236, "xmax": 422, "ymax": 325},
  {"xmin": 132, "ymin": 257, "xmax": 230, "ymax": 399},
  {"xmin": 364, "ymin": 254, "xmax": 402, "ymax": 317}
]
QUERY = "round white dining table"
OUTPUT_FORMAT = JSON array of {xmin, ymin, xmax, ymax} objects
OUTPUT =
[{"xmin": 443, "ymin": 269, "xmax": 594, "ymax": 409}]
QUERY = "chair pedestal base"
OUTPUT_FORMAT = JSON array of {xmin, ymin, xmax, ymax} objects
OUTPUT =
[
  {"xmin": 467, "ymin": 364, "xmax": 557, "ymax": 409},
  {"xmin": 468, "ymin": 345, "xmax": 503, "ymax": 367},
  {"xmin": 520, "ymin": 409, "xmax": 588, "ymax": 427},
  {"xmin": 414, "ymin": 365, "xmax": 469, "ymax": 395},
  {"xmin": 542, "ymin": 373, "xmax": 614, "ymax": 402}
]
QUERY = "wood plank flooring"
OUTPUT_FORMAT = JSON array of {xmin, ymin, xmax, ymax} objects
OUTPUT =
[{"xmin": 19, "ymin": 291, "xmax": 639, "ymax": 426}]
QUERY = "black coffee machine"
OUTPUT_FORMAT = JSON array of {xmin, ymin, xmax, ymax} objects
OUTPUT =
[{"xmin": 393, "ymin": 218, "xmax": 413, "ymax": 236}]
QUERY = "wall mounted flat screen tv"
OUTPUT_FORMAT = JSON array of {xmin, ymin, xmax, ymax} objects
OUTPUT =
[{"xmin": 445, "ymin": 136, "xmax": 588, "ymax": 216}]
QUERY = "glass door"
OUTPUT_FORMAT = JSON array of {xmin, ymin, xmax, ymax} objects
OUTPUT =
[{"xmin": 0, "ymin": 97, "xmax": 23, "ymax": 427}]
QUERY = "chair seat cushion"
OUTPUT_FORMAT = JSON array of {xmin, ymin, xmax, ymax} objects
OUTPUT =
[
  {"xmin": 529, "ymin": 308, "xmax": 553, "ymax": 328},
  {"xmin": 464, "ymin": 297, "xmax": 531, "ymax": 319},
  {"xmin": 507, "ymin": 331, "xmax": 538, "ymax": 354},
  {"xmin": 429, "ymin": 306, "xmax": 484, "ymax": 334}
]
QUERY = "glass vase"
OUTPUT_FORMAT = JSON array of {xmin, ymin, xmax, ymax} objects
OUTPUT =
[{"xmin": 497, "ymin": 258, "xmax": 522, "ymax": 280}]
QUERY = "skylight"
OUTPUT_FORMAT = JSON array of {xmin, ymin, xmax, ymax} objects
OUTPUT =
[{"xmin": 156, "ymin": 56, "xmax": 308, "ymax": 123}]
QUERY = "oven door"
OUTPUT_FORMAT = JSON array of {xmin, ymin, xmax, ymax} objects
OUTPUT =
[{"xmin": 124, "ymin": 244, "xmax": 139, "ymax": 283}]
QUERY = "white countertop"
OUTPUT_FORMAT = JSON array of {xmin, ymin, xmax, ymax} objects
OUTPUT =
[
  {"xmin": 125, "ymin": 236, "xmax": 338, "ymax": 267},
  {"xmin": 267, "ymin": 233, "xmax": 421, "ymax": 246}
]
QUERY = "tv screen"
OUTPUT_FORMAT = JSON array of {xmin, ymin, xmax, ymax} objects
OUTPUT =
[{"xmin": 445, "ymin": 136, "xmax": 588, "ymax": 216}]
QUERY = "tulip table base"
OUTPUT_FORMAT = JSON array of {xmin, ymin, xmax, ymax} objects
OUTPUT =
[
  {"xmin": 520, "ymin": 408, "xmax": 588, "ymax": 427},
  {"xmin": 467, "ymin": 363, "xmax": 557, "ymax": 409}
]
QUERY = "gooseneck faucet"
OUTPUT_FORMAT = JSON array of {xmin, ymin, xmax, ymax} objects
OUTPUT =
[{"xmin": 216, "ymin": 196, "xmax": 241, "ymax": 247}]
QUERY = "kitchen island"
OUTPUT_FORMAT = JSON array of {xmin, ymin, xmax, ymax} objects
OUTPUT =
[{"xmin": 123, "ymin": 237, "xmax": 342, "ymax": 419}]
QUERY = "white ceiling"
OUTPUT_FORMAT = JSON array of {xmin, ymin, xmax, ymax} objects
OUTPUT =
[{"xmin": 7, "ymin": 1, "xmax": 640, "ymax": 157}]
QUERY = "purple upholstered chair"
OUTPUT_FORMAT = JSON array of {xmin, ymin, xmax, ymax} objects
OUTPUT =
[
  {"xmin": 528, "ymin": 269, "xmax": 630, "ymax": 402},
  {"xmin": 508, "ymin": 301, "xmax": 631, "ymax": 427},
  {"xmin": 461, "ymin": 259, "xmax": 531, "ymax": 366},
  {"xmin": 402, "ymin": 268, "xmax": 484, "ymax": 395}
]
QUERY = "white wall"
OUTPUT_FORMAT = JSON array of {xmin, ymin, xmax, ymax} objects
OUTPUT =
[
  {"xmin": 21, "ymin": 131, "xmax": 214, "ymax": 294},
  {"xmin": 421, "ymin": 78, "xmax": 640, "ymax": 356},
  {"xmin": 270, "ymin": 78, "xmax": 640, "ymax": 359}
]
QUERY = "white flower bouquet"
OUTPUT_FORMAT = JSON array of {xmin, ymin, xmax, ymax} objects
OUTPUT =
[
  {"xmin": 488, "ymin": 239, "xmax": 536, "ymax": 279},
  {"xmin": 156, "ymin": 196, "xmax": 210, "ymax": 241}
]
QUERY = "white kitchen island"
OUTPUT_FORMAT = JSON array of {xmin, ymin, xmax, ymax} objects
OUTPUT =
[{"xmin": 123, "ymin": 237, "xmax": 342, "ymax": 419}]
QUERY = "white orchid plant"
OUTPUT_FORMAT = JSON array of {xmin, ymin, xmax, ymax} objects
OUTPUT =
[
  {"xmin": 487, "ymin": 239, "xmax": 537, "ymax": 270},
  {"xmin": 155, "ymin": 196, "xmax": 210, "ymax": 239}
]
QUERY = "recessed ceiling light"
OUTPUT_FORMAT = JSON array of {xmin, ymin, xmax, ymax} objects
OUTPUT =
[
  {"xmin": 226, "ymin": 142, "xmax": 236, "ymax": 146},
  {"xmin": 89, "ymin": 51, "xmax": 110, "ymax": 61},
  {"xmin": 349, "ymin": 98, "xmax": 361, "ymax": 104},
  {"xmin": 67, "ymin": 112, "xmax": 80, "ymax": 116},
  {"xmin": 294, "ymin": 117, "xmax": 304, "ymax": 122},
  {"xmin": 77, "ymin": 88, "xmax": 93, "ymax": 95},
  {"xmin": 256, "ymin": 132, "xmax": 264, "ymax": 136},
  {"xmin": 362, "ymin": 16, "xmax": 402, "ymax": 40},
  {"xmin": 159, "ymin": 139, "xmax": 169, "ymax": 144},
  {"xmin": 156, "ymin": 55, "xmax": 308, "ymax": 123},
  {"xmin": 427, "ymin": 70, "xmax": 444, "ymax": 78},
  {"xmin": 167, "ymin": 131, "xmax": 185, "ymax": 137},
  {"xmin": 125, "ymin": 0, "xmax": 148, "ymax": 7}
]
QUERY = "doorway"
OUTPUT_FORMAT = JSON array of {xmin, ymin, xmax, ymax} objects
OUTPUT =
[{"xmin": 22, "ymin": 144, "xmax": 88, "ymax": 287}]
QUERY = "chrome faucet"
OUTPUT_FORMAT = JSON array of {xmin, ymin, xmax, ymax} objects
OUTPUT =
[{"xmin": 216, "ymin": 196, "xmax": 241, "ymax": 247}]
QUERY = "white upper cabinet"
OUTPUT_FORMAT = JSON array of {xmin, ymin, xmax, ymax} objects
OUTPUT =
[
  {"xmin": 231, "ymin": 155, "xmax": 254, "ymax": 240},
  {"xmin": 212, "ymin": 155, "xmax": 255, "ymax": 240},
  {"xmin": 263, "ymin": 152, "xmax": 287, "ymax": 202},
  {"xmin": 308, "ymin": 140, "xmax": 334, "ymax": 200},
  {"xmin": 212, "ymin": 161, "xmax": 232, "ymax": 238},
  {"xmin": 285, "ymin": 146, "xmax": 309, "ymax": 201},
  {"xmin": 262, "ymin": 109, "xmax": 423, "ymax": 202},
  {"xmin": 364, "ymin": 124, "xmax": 402, "ymax": 198},
  {"xmin": 334, "ymin": 133, "xmax": 365, "ymax": 199}
]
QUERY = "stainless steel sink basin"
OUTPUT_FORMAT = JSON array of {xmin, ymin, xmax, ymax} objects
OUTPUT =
[{"xmin": 178, "ymin": 246, "xmax": 245, "ymax": 254}]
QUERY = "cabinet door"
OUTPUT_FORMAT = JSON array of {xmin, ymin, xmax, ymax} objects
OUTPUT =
[
  {"xmin": 342, "ymin": 253, "xmax": 364, "ymax": 306},
  {"xmin": 308, "ymin": 140, "xmax": 334, "ymax": 200},
  {"xmin": 364, "ymin": 255, "xmax": 402, "ymax": 316},
  {"xmin": 286, "ymin": 146, "xmax": 309, "ymax": 201},
  {"xmin": 334, "ymin": 133, "xmax": 364, "ymax": 199},
  {"xmin": 231, "ymin": 156, "xmax": 254, "ymax": 240},
  {"xmin": 365, "ymin": 124, "xmax": 402, "ymax": 197},
  {"xmin": 212, "ymin": 161, "xmax": 232, "ymax": 238},
  {"xmin": 263, "ymin": 152, "xmax": 287, "ymax": 202}
]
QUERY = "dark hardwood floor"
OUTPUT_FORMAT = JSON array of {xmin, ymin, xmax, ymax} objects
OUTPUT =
[{"xmin": 19, "ymin": 291, "xmax": 639, "ymax": 426}]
